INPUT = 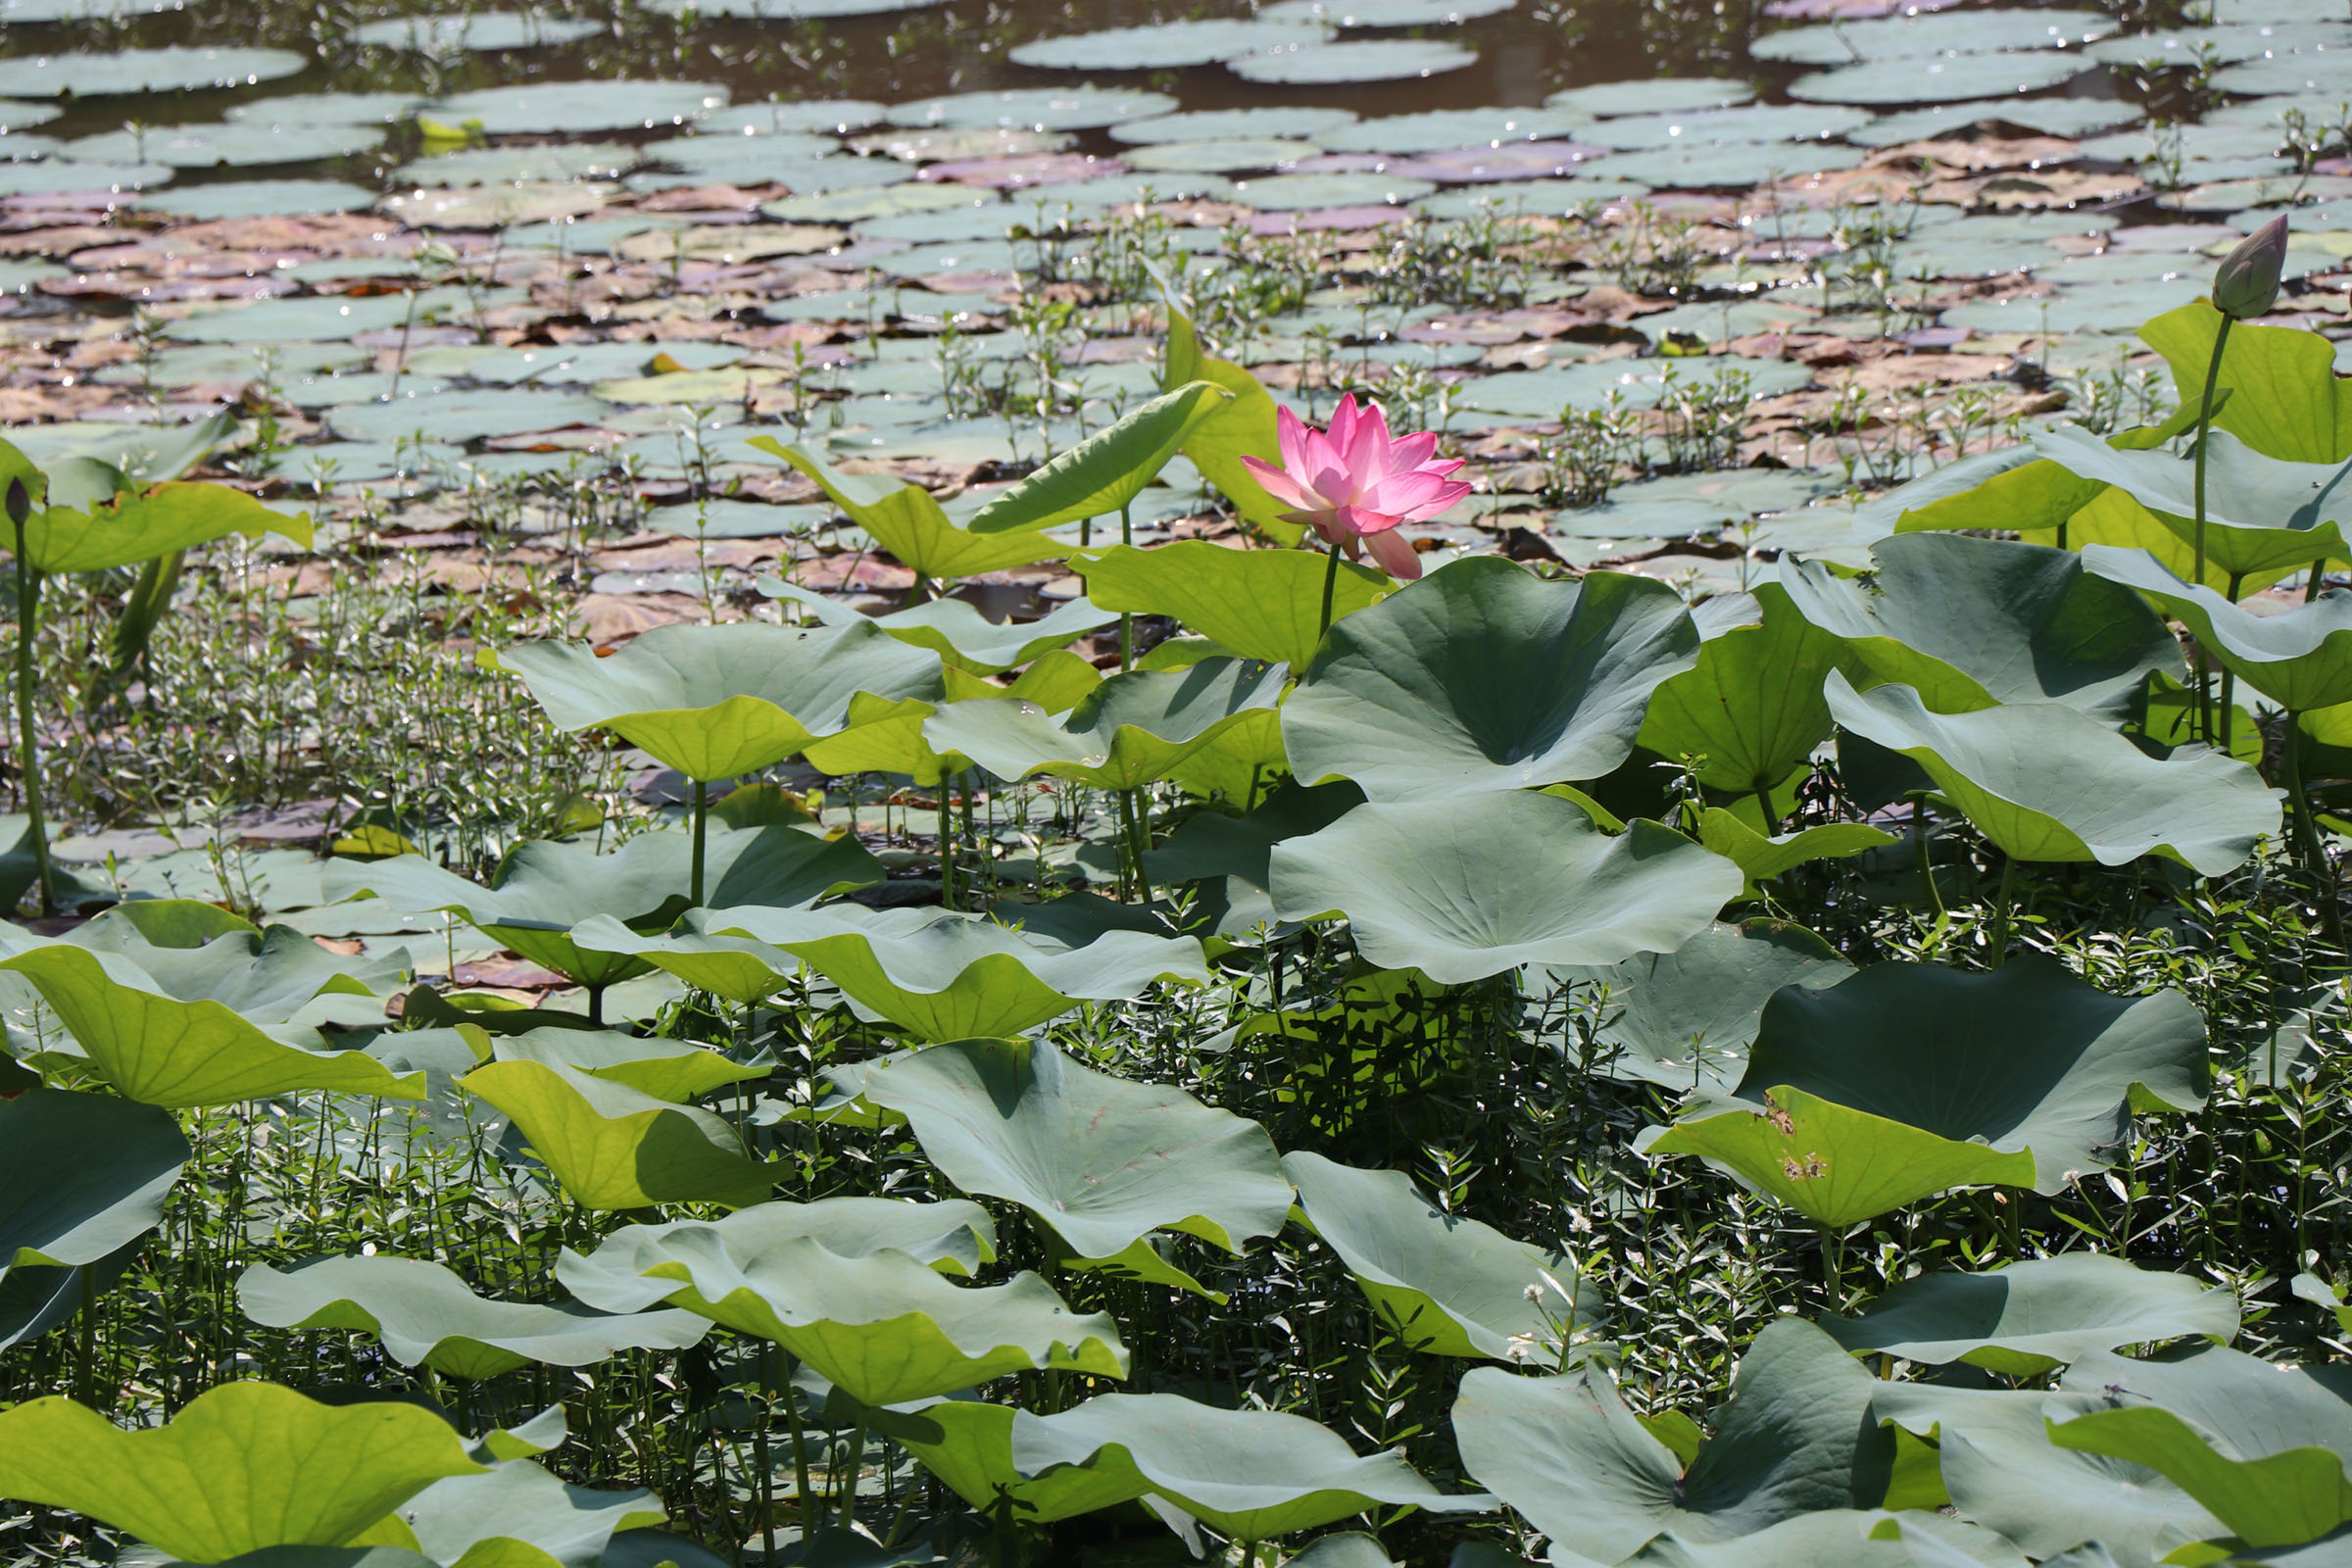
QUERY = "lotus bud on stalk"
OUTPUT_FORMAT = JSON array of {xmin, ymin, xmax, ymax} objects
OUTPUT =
[
  {"xmin": 2212, "ymin": 214, "xmax": 2289, "ymax": 321},
  {"xmin": 1242, "ymin": 394, "xmax": 1473, "ymax": 639}
]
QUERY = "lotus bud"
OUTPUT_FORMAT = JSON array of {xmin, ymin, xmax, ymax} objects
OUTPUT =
[
  {"xmin": 2212, "ymin": 215, "xmax": 2289, "ymax": 320},
  {"xmin": 3, "ymin": 478, "xmax": 25, "ymax": 529}
]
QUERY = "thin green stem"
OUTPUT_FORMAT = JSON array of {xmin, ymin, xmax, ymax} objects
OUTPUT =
[
  {"xmin": 2310, "ymin": 558, "xmax": 2331, "ymax": 605},
  {"xmin": 1317, "ymin": 537, "xmax": 1343, "ymax": 643},
  {"xmin": 837, "ymin": 1414, "xmax": 869, "ymax": 1529},
  {"xmin": 1912, "ymin": 794, "xmax": 1944, "ymax": 916},
  {"xmin": 1988, "ymin": 855, "xmax": 2017, "ymax": 968},
  {"xmin": 1119, "ymin": 501, "xmax": 1134, "ymax": 672},
  {"xmin": 2191, "ymin": 316, "xmax": 2233, "ymax": 742},
  {"xmin": 690, "ymin": 777, "xmax": 708, "ymax": 906},
  {"xmin": 1752, "ymin": 785, "xmax": 1777, "ymax": 836},
  {"xmin": 11, "ymin": 501, "xmax": 49, "ymax": 918}
]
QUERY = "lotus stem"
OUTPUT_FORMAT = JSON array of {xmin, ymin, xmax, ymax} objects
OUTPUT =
[
  {"xmin": 1911, "ymin": 795, "xmax": 1943, "ymax": 916},
  {"xmin": 837, "ymin": 1412, "xmax": 869, "ymax": 1528},
  {"xmin": 2191, "ymin": 316, "xmax": 2233, "ymax": 742},
  {"xmin": 690, "ymin": 777, "xmax": 709, "ymax": 907},
  {"xmin": 939, "ymin": 775, "xmax": 958, "ymax": 909},
  {"xmin": 784, "ymin": 1363, "xmax": 816, "ymax": 1538},
  {"xmin": 74, "ymin": 1261, "xmax": 97, "ymax": 1407},
  {"xmin": 2312, "ymin": 558, "xmax": 2332, "ymax": 605},
  {"xmin": 1752, "ymin": 785, "xmax": 1776, "ymax": 836},
  {"xmin": 1119, "ymin": 501, "xmax": 1134, "ymax": 673},
  {"xmin": 1987, "ymin": 855, "xmax": 2016, "ymax": 968},
  {"xmin": 9, "ymin": 485, "xmax": 50, "ymax": 918},
  {"xmin": 1317, "ymin": 538, "xmax": 1343, "ymax": 643}
]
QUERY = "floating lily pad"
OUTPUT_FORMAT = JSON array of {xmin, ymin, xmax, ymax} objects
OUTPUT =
[
  {"xmin": 1451, "ymin": 356, "xmax": 1812, "ymax": 417},
  {"xmin": 382, "ymin": 180, "xmax": 612, "ymax": 227},
  {"xmin": 427, "ymin": 80, "xmax": 727, "ymax": 134},
  {"xmin": 141, "ymin": 179, "xmax": 376, "ymax": 220},
  {"xmin": 1543, "ymin": 76, "xmax": 1753, "ymax": 117},
  {"xmin": 1754, "ymin": 6, "xmax": 2115, "ymax": 63},
  {"xmin": 1230, "ymin": 38, "xmax": 1477, "ymax": 83},
  {"xmin": 72, "ymin": 121, "xmax": 383, "ymax": 168},
  {"xmin": 0, "ymin": 159, "xmax": 167, "ymax": 192},
  {"xmin": 329, "ymin": 389, "xmax": 609, "ymax": 445},
  {"xmin": 1789, "ymin": 51, "xmax": 2090, "ymax": 104},
  {"xmin": 889, "ymin": 86, "xmax": 1178, "ymax": 131},
  {"xmin": 647, "ymin": 0, "xmax": 939, "ymax": 14},
  {"xmin": 1110, "ymin": 105, "xmax": 1359, "ymax": 145},
  {"xmin": 1127, "ymin": 137, "xmax": 1322, "ymax": 173},
  {"xmin": 703, "ymin": 98, "xmax": 887, "ymax": 134},
  {"xmin": 1012, "ymin": 18, "xmax": 1330, "ymax": 70},
  {"xmin": 352, "ymin": 12, "xmax": 604, "ymax": 50},
  {"xmin": 0, "ymin": 46, "xmax": 307, "ymax": 97},
  {"xmin": 396, "ymin": 141, "xmax": 636, "ymax": 185},
  {"xmin": 1845, "ymin": 96, "xmax": 2140, "ymax": 145},
  {"xmin": 1586, "ymin": 103, "xmax": 1873, "ymax": 150},
  {"xmin": 222, "ymin": 91, "xmax": 426, "ymax": 129},
  {"xmin": 1264, "ymin": 0, "xmax": 1515, "ymax": 20},
  {"xmin": 1592, "ymin": 139, "xmax": 1866, "ymax": 187}
]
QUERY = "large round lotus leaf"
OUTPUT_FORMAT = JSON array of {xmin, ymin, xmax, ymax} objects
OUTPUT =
[
  {"xmin": 580, "ymin": 1227, "xmax": 1126, "ymax": 1406},
  {"xmin": 965, "ymin": 382, "xmax": 1233, "ymax": 534},
  {"xmin": 0, "ymin": 1088, "xmax": 187, "ymax": 1276},
  {"xmin": 493, "ymin": 619, "xmax": 945, "ymax": 781},
  {"xmin": 1321, "ymin": 105, "xmax": 1609, "ymax": 150},
  {"xmin": 382, "ymin": 181, "xmax": 611, "ymax": 227},
  {"xmin": 1819, "ymin": 1255, "xmax": 2238, "ymax": 1379},
  {"xmin": 1694, "ymin": 813, "xmax": 1898, "ymax": 884},
  {"xmin": 1110, "ymin": 106, "xmax": 1358, "ymax": 144},
  {"xmin": 0, "ymin": 946, "xmax": 420, "ymax": 1108},
  {"xmin": 63, "ymin": 910, "xmax": 398, "ymax": 1026},
  {"xmin": 757, "ymin": 438, "xmax": 1073, "ymax": 579},
  {"xmin": 1732, "ymin": 955, "xmax": 2206, "ymax": 1194},
  {"xmin": 1644, "ymin": 1086, "xmax": 2038, "ymax": 1228},
  {"xmin": 161, "ymin": 292, "xmax": 448, "ymax": 344},
  {"xmin": 1546, "ymin": 917, "xmax": 1856, "ymax": 1096},
  {"xmin": 2088, "ymin": 20, "xmax": 2352, "ymax": 66},
  {"xmin": 1229, "ymin": 38, "xmax": 1477, "ymax": 83},
  {"xmin": 0, "ymin": 159, "xmax": 167, "ymax": 192},
  {"xmin": 0, "ymin": 1383, "xmax": 483, "ymax": 1561},
  {"xmin": 0, "ymin": 1247, "xmax": 134, "ymax": 1355},
  {"xmin": 1826, "ymin": 673, "xmax": 2280, "ymax": 876},
  {"xmin": 17, "ymin": 478, "xmax": 309, "ymax": 576},
  {"xmin": 1268, "ymin": 794, "xmax": 1741, "ymax": 984},
  {"xmin": 2031, "ymin": 424, "xmax": 2352, "ymax": 581},
  {"xmin": 1584, "ymin": 103, "xmax": 1873, "ymax": 150},
  {"xmin": 559, "ymin": 1197, "xmax": 998, "ymax": 1313},
  {"xmin": 1145, "ymin": 779, "xmax": 1365, "ymax": 893},
  {"xmin": 1754, "ymin": 6, "xmax": 2113, "ymax": 63},
  {"xmin": 1781, "ymin": 532, "xmax": 2184, "ymax": 718},
  {"xmin": 1011, "ymin": 1393, "xmax": 1492, "ymax": 1541},
  {"xmin": 1070, "ymin": 542, "xmax": 1392, "ymax": 670},
  {"xmin": 0, "ymin": 46, "xmax": 308, "ymax": 97},
  {"xmin": 237, "ymin": 1254, "xmax": 710, "ymax": 1381},
  {"xmin": 328, "ymin": 390, "xmax": 609, "ymax": 444},
  {"xmin": 352, "ymin": 12, "xmax": 604, "ymax": 49},
  {"xmin": 1454, "ymin": 1319, "xmax": 1890, "ymax": 1565},
  {"xmin": 1847, "ymin": 96, "xmax": 2139, "ymax": 146},
  {"xmin": 688, "ymin": 902, "xmax": 1210, "ymax": 1039},
  {"xmin": 143, "ymin": 180, "xmax": 377, "ymax": 220},
  {"xmin": 864, "ymin": 1399, "xmax": 1153, "ymax": 1525},
  {"xmin": 858, "ymin": 1038, "xmax": 1291, "ymax": 1294},
  {"xmin": 2046, "ymin": 1407, "xmax": 2352, "ymax": 1550},
  {"xmin": 1789, "ymin": 51, "xmax": 2089, "ymax": 104},
  {"xmin": 1449, "ymin": 356, "xmax": 1812, "ymax": 418},
  {"xmin": 416, "ymin": 338, "xmax": 745, "ymax": 384},
  {"xmin": 761, "ymin": 579, "xmax": 1112, "ymax": 674},
  {"xmin": 1590, "ymin": 140, "xmax": 1865, "ymax": 187},
  {"xmin": 222, "ymin": 91, "xmax": 426, "ymax": 129},
  {"xmin": 427, "ymin": 80, "xmax": 727, "ymax": 134},
  {"xmin": 2083, "ymin": 546, "xmax": 2352, "ymax": 711},
  {"xmin": 766, "ymin": 181, "xmax": 995, "ymax": 221},
  {"xmin": 1283, "ymin": 560, "xmax": 1699, "ymax": 801},
  {"xmin": 1229, "ymin": 170, "xmax": 1437, "ymax": 208},
  {"xmin": 890, "ymin": 86, "xmax": 1178, "ymax": 131},
  {"xmin": 395, "ymin": 141, "xmax": 637, "ymax": 185},
  {"xmin": 1284, "ymin": 1151, "xmax": 1599, "ymax": 1360},
  {"xmin": 1012, "ymin": 18, "xmax": 1330, "ymax": 69},
  {"xmin": 457, "ymin": 1057, "xmax": 776, "ymax": 1210},
  {"xmin": 853, "ymin": 124, "xmax": 1070, "ymax": 161},
  {"xmin": 922, "ymin": 657, "xmax": 1288, "ymax": 794},
  {"xmin": 1636, "ymin": 581, "xmax": 1857, "ymax": 797},
  {"xmin": 2139, "ymin": 301, "xmax": 2352, "ymax": 467},
  {"xmin": 0, "ymin": 100, "xmax": 60, "ymax": 132},
  {"xmin": 705, "ymin": 98, "xmax": 886, "ymax": 134},
  {"xmin": 370, "ymin": 1460, "xmax": 663, "ymax": 1568},
  {"xmin": 324, "ymin": 824, "xmax": 881, "ymax": 986},
  {"xmin": 488, "ymin": 1027, "xmax": 768, "ymax": 1104},
  {"xmin": 71, "ymin": 121, "xmax": 384, "ymax": 167},
  {"xmin": 2060, "ymin": 1344, "xmax": 2352, "ymax": 1487},
  {"xmin": 1623, "ymin": 1510, "xmax": 2033, "ymax": 1568},
  {"xmin": 1543, "ymin": 76, "xmax": 1752, "ymax": 116},
  {"xmin": 1126, "ymin": 138, "xmax": 1322, "ymax": 172}
]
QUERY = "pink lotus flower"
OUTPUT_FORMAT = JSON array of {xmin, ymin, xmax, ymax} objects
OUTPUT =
[{"xmin": 1241, "ymin": 394, "xmax": 1471, "ymax": 581}]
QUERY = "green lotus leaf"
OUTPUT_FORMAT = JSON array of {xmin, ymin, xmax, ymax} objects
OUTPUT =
[
  {"xmin": 1281, "ymin": 1536, "xmax": 1402, "ymax": 1568},
  {"xmin": 66, "ymin": 904, "xmax": 403, "ymax": 1025},
  {"xmin": 490, "ymin": 621, "xmax": 945, "ymax": 781},
  {"xmin": 2053, "ymin": 483, "xmax": 2325, "ymax": 597},
  {"xmin": 456, "ymin": 1057, "xmax": 776, "ymax": 1211},
  {"xmin": 2050, "ymin": 1409, "xmax": 2352, "ymax": 1551},
  {"xmin": 1009, "ymin": 1392, "xmax": 1494, "ymax": 1542},
  {"xmin": 19, "ymin": 477, "xmax": 311, "ymax": 574},
  {"xmin": 1826, "ymin": 673, "xmax": 2281, "ymax": 876},
  {"xmin": 612, "ymin": 1230, "xmax": 1128, "ymax": 1405},
  {"xmin": 1068, "ymin": 541, "xmax": 1394, "ymax": 669},
  {"xmin": 1882, "ymin": 450, "xmax": 2105, "ymax": 541},
  {"xmin": 0, "ymin": 1382, "xmax": 484, "ymax": 1560},
  {"xmin": 921, "ymin": 656, "xmax": 1289, "ymax": 794},
  {"xmin": 1283, "ymin": 559, "xmax": 1701, "ymax": 801},
  {"xmin": 1637, "ymin": 582, "xmax": 1859, "ymax": 794},
  {"xmin": 1, "ymin": 1248, "xmax": 131, "ymax": 1353},
  {"xmin": 1160, "ymin": 293, "xmax": 1302, "ymax": 544},
  {"xmin": 2032, "ymin": 425, "xmax": 2352, "ymax": 581},
  {"xmin": 1645, "ymin": 1086, "xmax": 2038, "ymax": 1227},
  {"xmin": 966, "ymin": 381, "xmax": 1230, "ymax": 533},
  {"xmin": 791, "ymin": 654, "xmax": 1106, "ymax": 784},
  {"xmin": 326, "ymin": 825, "xmax": 882, "ymax": 988},
  {"xmin": 157, "ymin": 1550, "xmax": 438, "ymax": 1568},
  {"xmin": 857, "ymin": 1038, "xmax": 1292, "ymax": 1296},
  {"xmin": 1821, "ymin": 1254, "xmax": 2240, "ymax": 1379},
  {"xmin": 2141, "ymin": 300, "xmax": 2352, "ymax": 465},
  {"xmin": 1781, "ymin": 533, "xmax": 2184, "ymax": 718},
  {"xmin": 1696, "ymin": 811, "xmax": 1901, "ymax": 883},
  {"xmin": 1545, "ymin": 917, "xmax": 1857, "ymax": 1096},
  {"xmin": 561, "ymin": 917, "xmax": 798, "ymax": 1008},
  {"xmin": 1622, "ymin": 1510, "xmax": 2032, "ymax": 1568},
  {"xmin": 1453, "ymin": 1319, "xmax": 1892, "ymax": 1564},
  {"xmin": 598, "ymin": 903, "xmax": 1208, "ymax": 1038},
  {"xmin": 1146, "ymin": 779, "xmax": 1365, "ymax": 891},
  {"xmin": 1283, "ymin": 1151, "xmax": 1600, "ymax": 1361},
  {"xmin": 237, "ymin": 1254, "xmax": 710, "ymax": 1381},
  {"xmin": 753, "ymin": 438, "xmax": 1073, "ymax": 579},
  {"xmin": 2083, "ymin": 545, "xmax": 2352, "ymax": 712},
  {"xmin": 863, "ymin": 1399, "xmax": 1156, "ymax": 1525},
  {"xmin": 486, "ymin": 1027, "xmax": 765, "ymax": 1103},
  {"xmin": 2061, "ymin": 1343, "xmax": 2352, "ymax": 1485},
  {"xmin": 365, "ymin": 1458, "xmax": 664, "ymax": 1568},
  {"xmin": 558, "ymin": 1196, "xmax": 998, "ymax": 1313},
  {"xmin": 0, "ymin": 1088, "xmax": 188, "ymax": 1276},
  {"xmin": 1740, "ymin": 955, "xmax": 2204, "ymax": 1192},
  {"xmin": 0, "ymin": 946, "xmax": 423, "ymax": 1107},
  {"xmin": 760, "ymin": 577, "xmax": 1115, "ymax": 673},
  {"xmin": 1267, "ymin": 794, "xmax": 1742, "ymax": 984}
]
